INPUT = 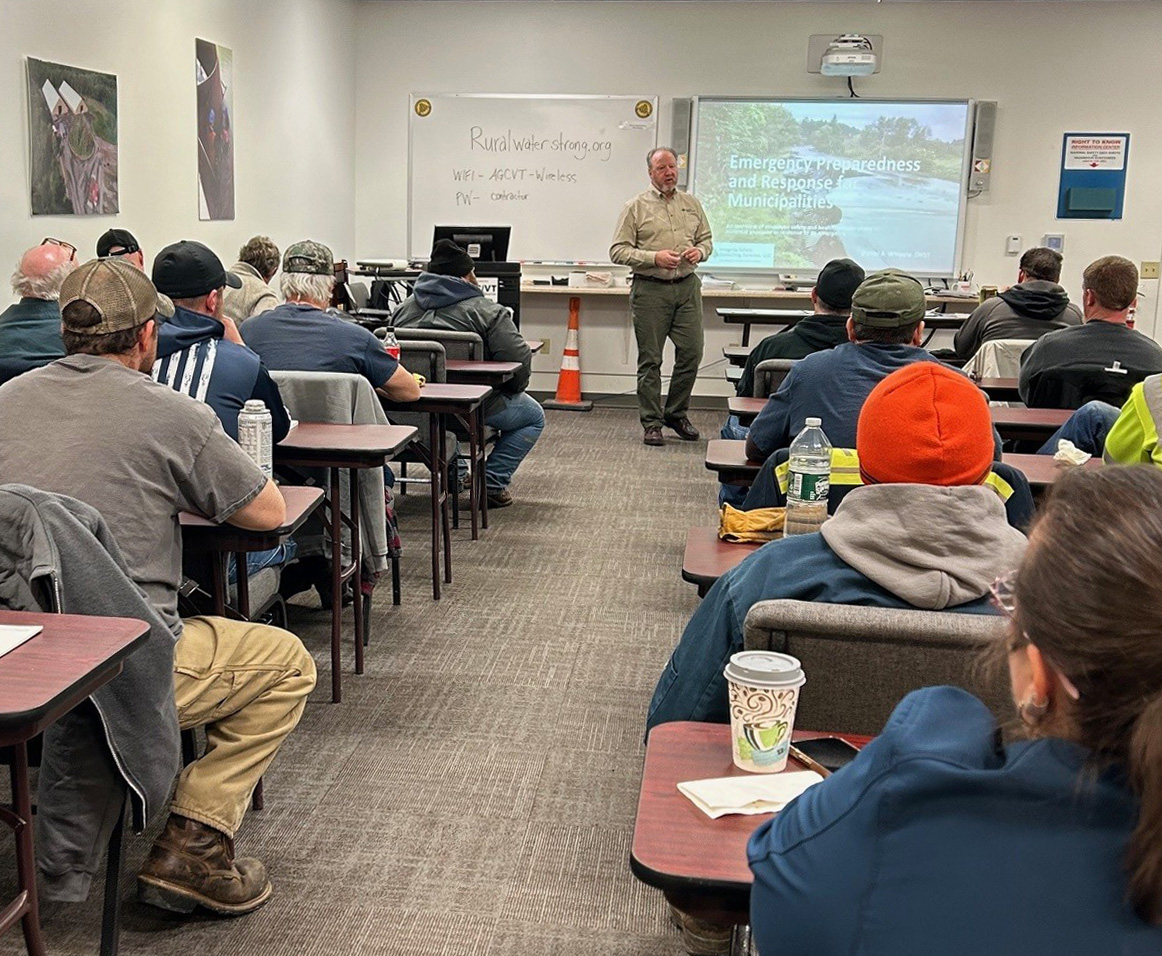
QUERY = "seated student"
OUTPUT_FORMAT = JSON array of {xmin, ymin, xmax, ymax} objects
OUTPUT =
[
  {"xmin": 647, "ymin": 363, "xmax": 1026, "ymax": 731},
  {"xmin": 391, "ymin": 238, "xmax": 544, "ymax": 507},
  {"xmin": 1042, "ymin": 372, "xmax": 1162, "ymax": 463},
  {"xmin": 743, "ymin": 269, "xmax": 941, "ymax": 468},
  {"xmin": 222, "ymin": 235, "xmax": 280, "ymax": 322},
  {"xmin": 0, "ymin": 239, "xmax": 76, "ymax": 386},
  {"xmin": 748, "ymin": 466, "xmax": 1162, "ymax": 955},
  {"xmin": 1018, "ymin": 255, "xmax": 1162, "ymax": 409},
  {"xmin": 96, "ymin": 227, "xmax": 145, "ymax": 269},
  {"xmin": 240, "ymin": 240, "xmax": 420, "ymax": 402},
  {"xmin": 953, "ymin": 246, "xmax": 1082, "ymax": 361},
  {"xmin": 151, "ymin": 240, "xmax": 290, "ymax": 443},
  {"xmin": 0, "ymin": 258, "xmax": 315, "ymax": 915},
  {"xmin": 722, "ymin": 258, "xmax": 864, "ymax": 442}
]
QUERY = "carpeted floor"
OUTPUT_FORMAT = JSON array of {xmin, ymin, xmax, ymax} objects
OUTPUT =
[{"xmin": 0, "ymin": 405, "xmax": 724, "ymax": 955}]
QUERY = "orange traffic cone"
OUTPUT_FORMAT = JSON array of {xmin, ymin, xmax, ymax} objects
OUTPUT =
[{"xmin": 542, "ymin": 296, "xmax": 593, "ymax": 411}]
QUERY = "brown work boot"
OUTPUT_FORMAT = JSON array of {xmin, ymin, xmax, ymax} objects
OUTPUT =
[
  {"xmin": 643, "ymin": 426, "xmax": 664, "ymax": 446},
  {"xmin": 668, "ymin": 904, "xmax": 733, "ymax": 955},
  {"xmin": 137, "ymin": 814, "xmax": 272, "ymax": 916}
]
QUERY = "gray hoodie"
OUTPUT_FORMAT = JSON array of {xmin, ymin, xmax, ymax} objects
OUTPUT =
[{"xmin": 821, "ymin": 484, "xmax": 1027, "ymax": 610}]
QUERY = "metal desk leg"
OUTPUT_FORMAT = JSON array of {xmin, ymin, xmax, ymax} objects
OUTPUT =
[
  {"xmin": 329, "ymin": 465, "xmax": 343, "ymax": 703},
  {"xmin": 234, "ymin": 553, "xmax": 250, "ymax": 620},
  {"xmin": 467, "ymin": 414, "xmax": 480, "ymax": 540},
  {"xmin": 427, "ymin": 412, "xmax": 442, "ymax": 600},
  {"xmin": 11, "ymin": 742, "xmax": 46, "ymax": 956},
  {"xmin": 350, "ymin": 468, "xmax": 365, "ymax": 675},
  {"xmin": 475, "ymin": 408, "xmax": 489, "ymax": 531},
  {"xmin": 211, "ymin": 553, "xmax": 228, "ymax": 617},
  {"xmin": 437, "ymin": 412, "xmax": 452, "ymax": 584}
]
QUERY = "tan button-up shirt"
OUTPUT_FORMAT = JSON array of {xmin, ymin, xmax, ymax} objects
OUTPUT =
[{"xmin": 610, "ymin": 188, "xmax": 714, "ymax": 280}]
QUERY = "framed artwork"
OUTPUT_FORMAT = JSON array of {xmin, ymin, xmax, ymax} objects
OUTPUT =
[
  {"xmin": 26, "ymin": 57, "xmax": 118, "ymax": 215},
  {"xmin": 196, "ymin": 38, "xmax": 234, "ymax": 220}
]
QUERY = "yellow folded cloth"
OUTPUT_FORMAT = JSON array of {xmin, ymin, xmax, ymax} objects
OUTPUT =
[
  {"xmin": 412, "ymin": 372, "xmax": 426, "ymax": 387},
  {"xmin": 718, "ymin": 503, "xmax": 785, "ymax": 543},
  {"xmin": 677, "ymin": 771, "xmax": 824, "ymax": 819}
]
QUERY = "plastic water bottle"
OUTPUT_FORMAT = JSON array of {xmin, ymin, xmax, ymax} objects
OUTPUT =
[
  {"xmin": 237, "ymin": 399, "xmax": 273, "ymax": 477},
  {"xmin": 784, "ymin": 417, "xmax": 831, "ymax": 536},
  {"xmin": 383, "ymin": 329, "xmax": 400, "ymax": 360}
]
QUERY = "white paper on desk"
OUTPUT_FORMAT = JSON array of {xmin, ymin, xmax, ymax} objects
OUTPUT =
[
  {"xmin": 677, "ymin": 770, "xmax": 823, "ymax": 819},
  {"xmin": 0, "ymin": 625, "xmax": 41, "ymax": 659}
]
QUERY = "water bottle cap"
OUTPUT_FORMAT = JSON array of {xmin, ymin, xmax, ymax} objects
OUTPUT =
[
  {"xmin": 242, "ymin": 400, "xmax": 266, "ymax": 413},
  {"xmin": 805, "ymin": 417, "xmax": 821, "ymax": 427}
]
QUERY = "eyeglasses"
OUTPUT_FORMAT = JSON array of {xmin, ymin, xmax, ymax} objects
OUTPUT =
[
  {"xmin": 989, "ymin": 570, "xmax": 1081, "ymax": 701},
  {"xmin": 41, "ymin": 238, "xmax": 77, "ymax": 261}
]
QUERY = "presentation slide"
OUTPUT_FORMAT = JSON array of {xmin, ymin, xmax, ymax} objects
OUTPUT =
[{"xmin": 691, "ymin": 99, "xmax": 972, "ymax": 277}]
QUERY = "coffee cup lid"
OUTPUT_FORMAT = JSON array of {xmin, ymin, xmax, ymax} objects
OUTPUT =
[{"xmin": 724, "ymin": 651, "xmax": 805, "ymax": 688}]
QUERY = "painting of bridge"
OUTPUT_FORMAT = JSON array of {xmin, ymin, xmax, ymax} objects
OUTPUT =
[{"xmin": 27, "ymin": 57, "xmax": 118, "ymax": 216}]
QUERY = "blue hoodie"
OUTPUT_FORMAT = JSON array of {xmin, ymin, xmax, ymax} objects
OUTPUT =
[{"xmin": 153, "ymin": 305, "xmax": 289, "ymax": 442}]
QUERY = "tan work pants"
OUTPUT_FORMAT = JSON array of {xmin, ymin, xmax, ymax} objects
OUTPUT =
[{"xmin": 171, "ymin": 616, "xmax": 316, "ymax": 836}]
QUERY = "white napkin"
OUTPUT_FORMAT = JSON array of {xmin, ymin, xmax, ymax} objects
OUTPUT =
[
  {"xmin": 1053, "ymin": 439, "xmax": 1092, "ymax": 466},
  {"xmin": 677, "ymin": 770, "xmax": 824, "ymax": 819},
  {"xmin": 0, "ymin": 624, "xmax": 41, "ymax": 658}
]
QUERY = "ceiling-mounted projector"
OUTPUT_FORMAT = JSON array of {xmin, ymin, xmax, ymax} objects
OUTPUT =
[{"xmin": 820, "ymin": 35, "xmax": 878, "ymax": 76}]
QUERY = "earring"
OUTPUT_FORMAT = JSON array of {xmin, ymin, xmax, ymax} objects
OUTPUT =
[{"xmin": 1019, "ymin": 694, "xmax": 1049, "ymax": 726}]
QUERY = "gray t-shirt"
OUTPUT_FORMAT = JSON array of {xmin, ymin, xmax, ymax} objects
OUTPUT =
[{"xmin": 0, "ymin": 354, "xmax": 266, "ymax": 634}]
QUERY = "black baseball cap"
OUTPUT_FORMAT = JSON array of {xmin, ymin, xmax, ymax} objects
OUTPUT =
[
  {"xmin": 814, "ymin": 258, "xmax": 865, "ymax": 312},
  {"xmin": 96, "ymin": 228, "xmax": 140, "ymax": 258},
  {"xmin": 151, "ymin": 240, "xmax": 242, "ymax": 298}
]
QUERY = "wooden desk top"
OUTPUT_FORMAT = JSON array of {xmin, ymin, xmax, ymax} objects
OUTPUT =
[
  {"xmin": 525, "ymin": 339, "xmax": 544, "ymax": 354},
  {"xmin": 727, "ymin": 397, "xmax": 766, "ymax": 424},
  {"xmin": 990, "ymin": 406, "xmax": 1070, "ymax": 440},
  {"xmin": 705, "ymin": 439, "xmax": 762, "ymax": 476},
  {"xmin": 180, "ymin": 485, "xmax": 323, "ymax": 549},
  {"xmin": 976, "ymin": 377, "xmax": 1020, "ymax": 400},
  {"xmin": 524, "ymin": 285, "xmax": 977, "ymax": 311},
  {"xmin": 445, "ymin": 359, "xmax": 520, "ymax": 386},
  {"xmin": 632, "ymin": 721, "xmax": 870, "ymax": 902},
  {"xmin": 0, "ymin": 611, "xmax": 149, "ymax": 741},
  {"xmin": 1003, "ymin": 453, "xmax": 1103, "ymax": 488},
  {"xmin": 682, "ymin": 528, "xmax": 762, "ymax": 589},
  {"xmin": 382, "ymin": 382, "xmax": 492, "ymax": 414},
  {"xmin": 276, "ymin": 422, "xmax": 417, "ymax": 457}
]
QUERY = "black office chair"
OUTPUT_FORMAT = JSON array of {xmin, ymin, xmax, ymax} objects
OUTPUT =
[{"xmin": 1023, "ymin": 362, "xmax": 1151, "ymax": 410}]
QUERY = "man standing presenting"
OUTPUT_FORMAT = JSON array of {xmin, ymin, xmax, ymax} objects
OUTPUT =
[{"xmin": 611, "ymin": 147, "xmax": 713, "ymax": 446}]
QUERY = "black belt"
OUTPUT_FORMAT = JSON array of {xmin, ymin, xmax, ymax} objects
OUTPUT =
[{"xmin": 633, "ymin": 273, "xmax": 694, "ymax": 285}]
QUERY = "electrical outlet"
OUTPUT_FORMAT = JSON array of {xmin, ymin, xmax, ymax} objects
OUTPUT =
[
  {"xmin": 539, "ymin": 337, "xmax": 551, "ymax": 356},
  {"xmin": 1142, "ymin": 261, "xmax": 1161, "ymax": 280}
]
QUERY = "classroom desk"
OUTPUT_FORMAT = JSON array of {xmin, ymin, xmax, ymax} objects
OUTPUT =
[
  {"xmin": 631, "ymin": 721, "xmax": 871, "ymax": 930},
  {"xmin": 682, "ymin": 527, "xmax": 762, "ymax": 597},
  {"xmin": 718, "ymin": 301, "xmax": 973, "ymax": 346},
  {"xmin": 274, "ymin": 424, "xmax": 417, "ymax": 701},
  {"xmin": 727, "ymin": 397, "xmax": 766, "ymax": 426},
  {"xmin": 381, "ymin": 384, "xmax": 492, "ymax": 599},
  {"xmin": 706, "ymin": 440, "xmax": 762, "ymax": 487},
  {"xmin": 180, "ymin": 485, "xmax": 323, "ymax": 619},
  {"xmin": 976, "ymin": 377, "xmax": 1021, "ymax": 402},
  {"xmin": 725, "ymin": 365, "xmax": 742, "ymax": 385},
  {"xmin": 0, "ymin": 610, "xmax": 150, "ymax": 956},
  {"xmin": 444, "ymin": 359, "xmax": 520, "ymax": 387},
  {"xmin": 723, "ymin": 345, "xmax": 751, "ymax": 367},
  {"xmin": 1004, "ymin": 453, "xmax": 1103, "ymax": 491},
  {"xmin": 990, "ymin": 406, "xmax": 1070, "ymax": 442},
  {"xmin": 525, "ymin": 339, "xmax": 544, "ymax": 354}
]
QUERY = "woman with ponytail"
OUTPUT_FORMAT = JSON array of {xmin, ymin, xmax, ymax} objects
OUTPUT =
[{"xmin": 747, "ymin": 466, "xmax": 1162, "ymax": 955}]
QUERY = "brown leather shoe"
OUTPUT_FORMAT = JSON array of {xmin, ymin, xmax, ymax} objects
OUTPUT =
[
  {"xmin": 137, "ymin": 814, "xmax": 272, "ymax": 916},
  {"xmin": 643, "ymin": 427, "xmax": 664, "ymax": 446},
  {"xmin": 664, "ymin": 416, "xmax": 700, "ymax": 441}
]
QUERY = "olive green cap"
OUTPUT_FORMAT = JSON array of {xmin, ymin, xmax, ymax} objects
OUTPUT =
[
  {"xmin": 282, "ymin": 240, "xmax": 334, "ymax": 276},
  {"xmin": 850, "ymin": 269, "xmax": 927, "ymax": 328}
]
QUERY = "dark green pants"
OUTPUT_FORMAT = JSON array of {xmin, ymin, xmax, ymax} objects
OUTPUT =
[{"xmin": 630, "ymin": 275, "xmax": 704, "ymax": 429}]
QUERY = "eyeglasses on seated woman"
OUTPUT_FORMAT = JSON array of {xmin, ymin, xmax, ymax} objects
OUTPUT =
[{"xmin": 747, "ymin": 465, "xmax": 1162, "ymax": 956}]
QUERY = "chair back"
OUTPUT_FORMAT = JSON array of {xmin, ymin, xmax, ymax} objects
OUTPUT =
[
  {"xmin": 743, "ymin": 599, "xmax": 1009, "ymax": 736},
  {"xmin": 346, "ymin": 280, "xmax": 371, "ymax": 311},
  {"xmin": 751, "ymin": 358, "xmax": 798, "ymax": 398},
  {"xmin": 1026, "ymin": 362, "xmax": 1151, "ymax": 410},
  {"xmin": 397, "ymin": 339, "xmax": 447, "ymax": 383},
  {"xmin": 965, "ymin": 338, "xmax": 1033, "ymax": 380},
  {"xmin": 393, "ymin": 327, "xmax": 484, "ymax": 361}
]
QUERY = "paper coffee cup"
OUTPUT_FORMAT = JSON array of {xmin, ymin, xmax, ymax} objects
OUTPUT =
[{"xmin": 724, "ymin": 651, "xmax": 806, "ymax": 773}]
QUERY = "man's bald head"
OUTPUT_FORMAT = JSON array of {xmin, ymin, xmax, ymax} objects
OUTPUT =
[{"xmin": 11, "ymin": 242, "xmax": 77, "ymax": 300}]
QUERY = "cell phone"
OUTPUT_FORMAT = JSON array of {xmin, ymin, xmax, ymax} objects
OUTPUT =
[{"xmin": 792, "ymin": 736, "xmax": 862, "ymax": 772}]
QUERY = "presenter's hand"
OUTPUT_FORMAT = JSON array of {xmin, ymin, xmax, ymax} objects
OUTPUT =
[
  {"xmin": 681, "ymin": 248, "xmax": 703, "ymax": 265},
  {"xmin": 654, "ymin": 249, "xmax": 682, "ymax": 270}
]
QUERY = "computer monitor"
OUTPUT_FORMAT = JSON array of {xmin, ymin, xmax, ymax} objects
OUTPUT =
[{"xmin": 432, "ymin": 225, "xmax": 511, "ymax": 263}]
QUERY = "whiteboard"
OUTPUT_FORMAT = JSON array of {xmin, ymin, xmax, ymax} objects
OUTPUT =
[{"xmin": 408, "ymin": 94, "xmax": 658, "ymax": 263}]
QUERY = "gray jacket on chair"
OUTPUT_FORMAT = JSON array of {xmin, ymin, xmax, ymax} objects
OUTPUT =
[{"xmin": 0, "ymin": 485, "xmax": 181, "ymax": 901}]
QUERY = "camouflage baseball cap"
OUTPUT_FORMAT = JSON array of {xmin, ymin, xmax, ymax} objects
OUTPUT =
[
  {"xmin": 850, "ymin": 269, "xmax": 927, "ymax": 328},
  {"xmin": 61, "ymin": 258, "xmax": 174, "ymax": 335},
  {"xmin": 283, "ymin": 240, "xmax": 334, "ymax": 276}
]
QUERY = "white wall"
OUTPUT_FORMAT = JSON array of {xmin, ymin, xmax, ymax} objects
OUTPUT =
[
  {"xmin": 2, "ymin": 0, "xmax": 358, "ymax": 286},
  {"xmin": 354, "ymin": 0, "xmax": 1162, "ymax": 396}
]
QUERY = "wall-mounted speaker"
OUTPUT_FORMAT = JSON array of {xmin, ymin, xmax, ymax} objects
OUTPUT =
[
  {"xmin": 970, "ymin": 100, "xmax": 997, "ymax": 193},
  {"xmin": 672, "ymin": 97, "xmax": 693, "ymax": 187}
]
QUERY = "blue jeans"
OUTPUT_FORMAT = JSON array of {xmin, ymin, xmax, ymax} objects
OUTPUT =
[
  {"xmin": 227, "ymin": 539, "xmax": 298, "ymax": 584},
  {"xmin": 1036, "ymin": 401, "xmax": 1120, "ymax": 456},
  {"xmin": 718, "ymin": 415, "xmax": 751, "ymax": 507},
  {"xmin": 485, "ymin": 393, "xmax": 545, "ymax": 491}
]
